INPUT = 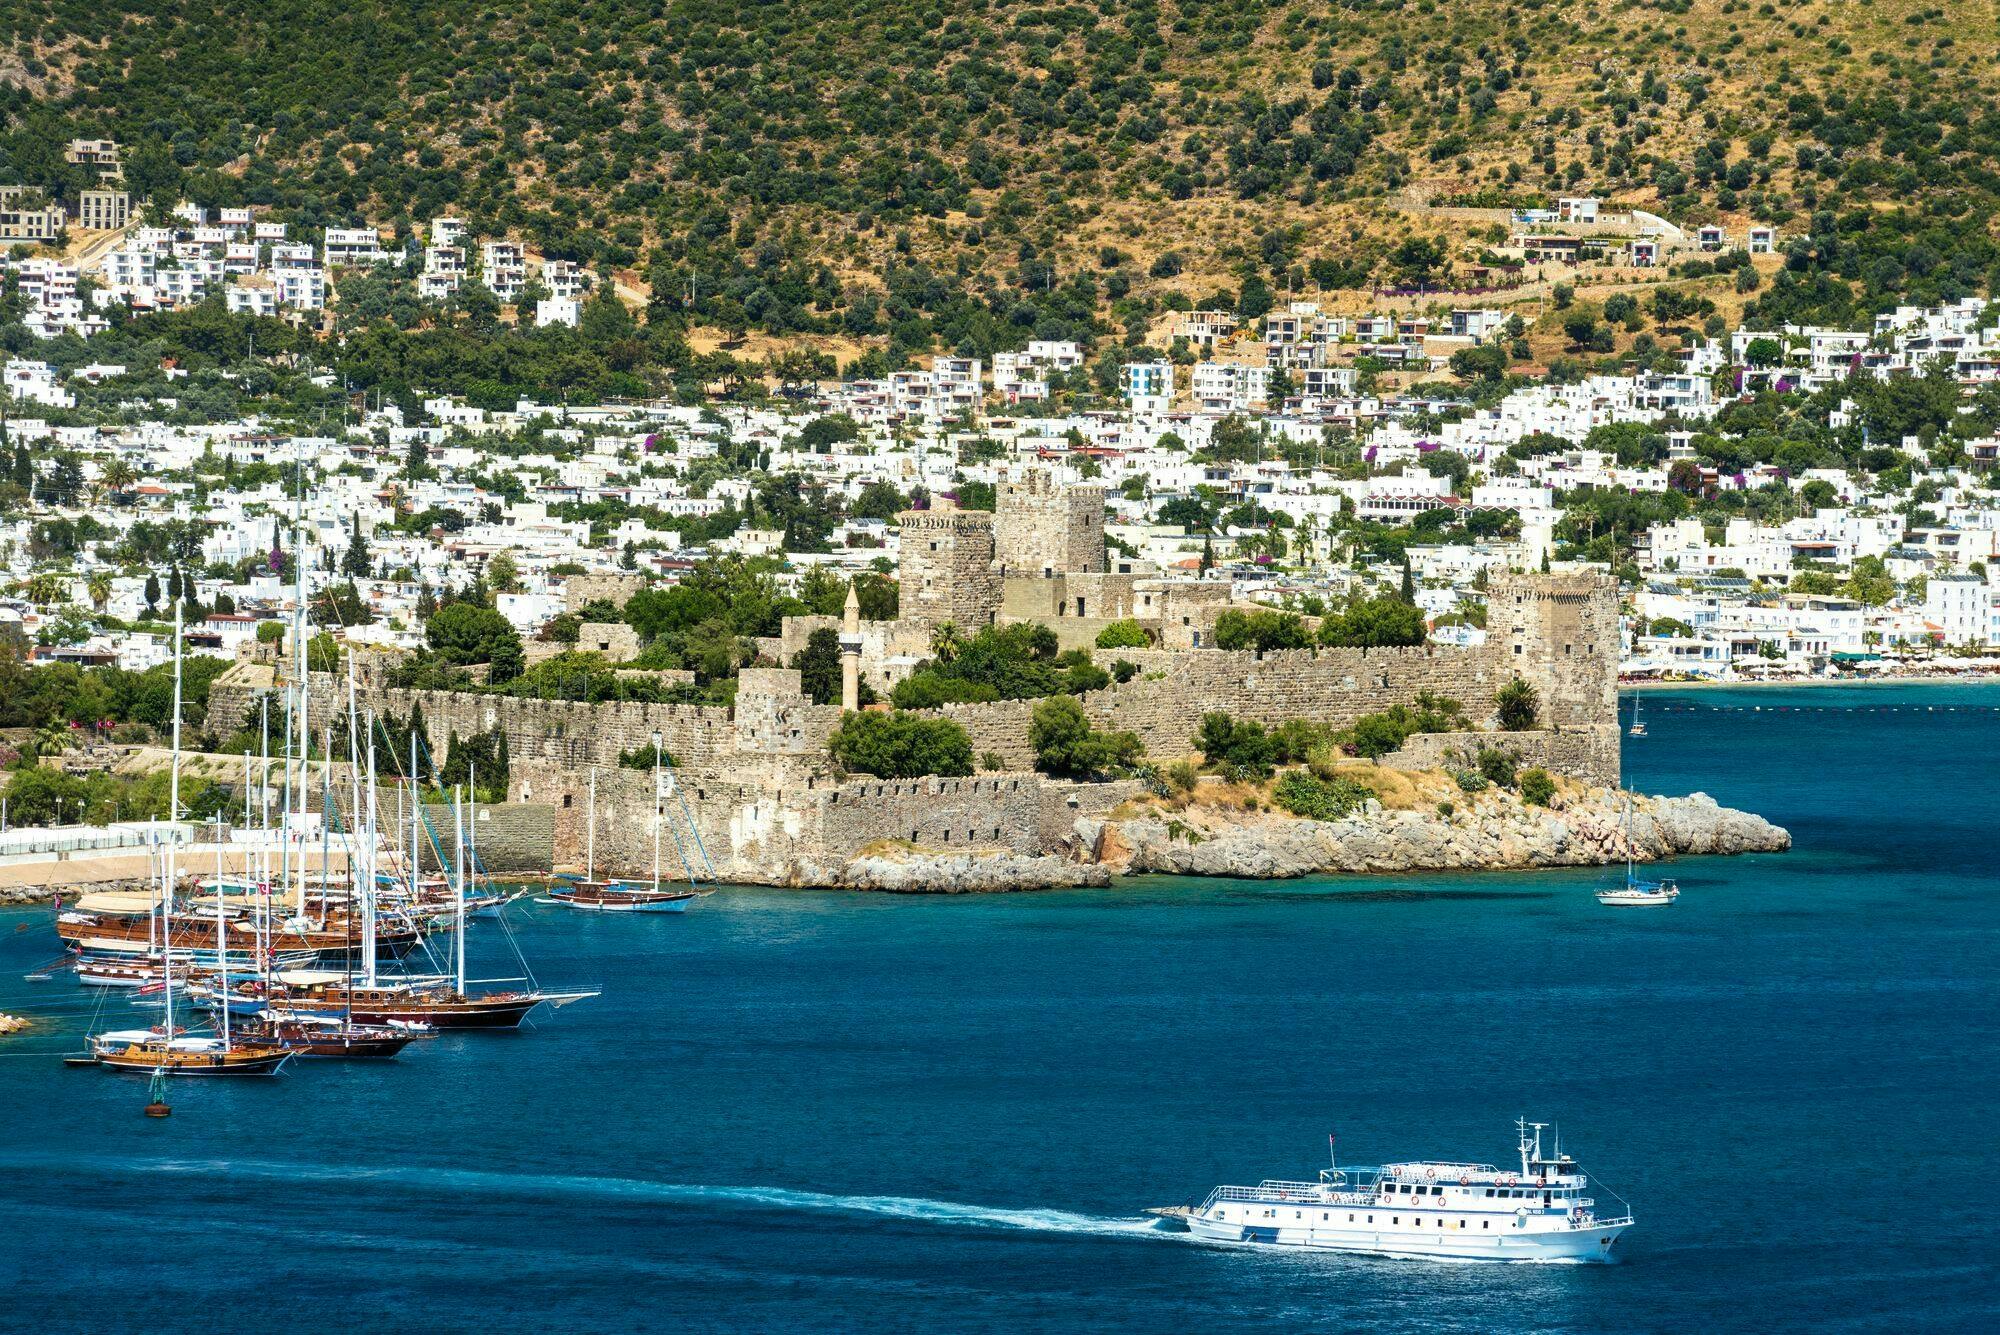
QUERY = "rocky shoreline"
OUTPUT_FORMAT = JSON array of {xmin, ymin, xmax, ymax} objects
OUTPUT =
[
  {"xmin": 1083, "ymin": 789, "xmax": 1787, "ymax": 880},
  {"xmin": 0, "ymin": 787, "xmax": 1789, "ymax": 900},
  {"xmin": 803, "ymin": 785, "xmax": 1788, "ymax": 891}
]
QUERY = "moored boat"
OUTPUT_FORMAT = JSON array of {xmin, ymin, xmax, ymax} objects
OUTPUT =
[
  {"xmin": 89, "ymin": 1028, "xmax": 293, "ymax": 1075},
  {"xmin": 1596, "ymin": 882, "xmax": 1679, "ymax": 906},
  {"xmin": 544, "ymin": 765, "xmax": 713, "ymax": 913},
  {"xmin": 545, "ymin": 879, "xmax": 704, "ymax": 912},
  {"xmin": 80, "ymin": 608, "xmax": 296, "ymax": 1081},
  {"xmin": 237, "ymin": 1010, "xmax": 426, "ymax": 1058},
  {"xmin": 200, "ymin": 971, "xmax": 595, "ymax": 1030},
  {"xmin": 1599, "ymin": 792, "xmax": 1680, "ymax": 906}
]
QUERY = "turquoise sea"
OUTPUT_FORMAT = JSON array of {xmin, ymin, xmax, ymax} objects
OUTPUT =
[{"xmin": 0, "ymin": 683, "xmax": 1995, "ymax": 1333}]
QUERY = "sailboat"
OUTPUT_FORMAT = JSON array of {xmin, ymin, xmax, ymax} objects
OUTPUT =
[
  {"xmin": 214, "ymin": 784, "xmax": 596, "ymax": 1028},
  {"xmin": 1627, "ymin": 692, "xmax": 1647, "ymax": 737},
  {"xmin": 546, "ymin": 766, "xmax": 707, "ymax": 912},
  {"xmin": 1596, "ymin": 793, "xmax": 1680, "ymax": 907},
  {"xmin": 232, "ymin": 716, "xmax": 426, "ymax": 1059},
  {"xmin": 87, "ymin": 605, "xmax": 293, "ymax": 1078}
]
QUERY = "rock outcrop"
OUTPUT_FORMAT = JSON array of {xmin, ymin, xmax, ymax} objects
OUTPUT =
[
  {"xmin": 1082, "ymin": 789, "xmax": 1789, "ymax": 880},
  {"xmin": 777, "ymin": 785, "xmax": 1786, "ymax": 891},
  {"xmin": 795, "ymin": 848, "xmax": 1112, "ymax": 893}
]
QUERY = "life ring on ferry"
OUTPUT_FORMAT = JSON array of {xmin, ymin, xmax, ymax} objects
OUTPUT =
[
  {"xmin": 1424, "ymin": 1169, "xmax": 1436, "ymax": 1182},
  {"xmin": 1459, "ymin": 1176, "xmax": 1470, "ymax": 1186}
]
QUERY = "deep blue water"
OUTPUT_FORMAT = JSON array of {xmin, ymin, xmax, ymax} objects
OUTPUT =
[{"xmin": 1, "ymin": 683, "xmax": 1996, "ymax": 1333}]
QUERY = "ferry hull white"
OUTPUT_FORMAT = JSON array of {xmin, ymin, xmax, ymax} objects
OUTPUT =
[
  {"xmin": 1176, "ymin": 1120, "xmax": 1635, "ymax": 1265},
  {"xmin": 1184, "ymin": 1211, "xmax": 1628, "ymax": 1262}
]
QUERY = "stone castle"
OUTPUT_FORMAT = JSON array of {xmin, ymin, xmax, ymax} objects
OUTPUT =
[{"xmin": 204, "ymin": 468, "xmax": 1621, "ymax": 884}]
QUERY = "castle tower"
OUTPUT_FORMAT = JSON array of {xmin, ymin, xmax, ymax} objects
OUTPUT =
[
  {"xmin": 994, "ymin": 468, "xmax": 1106, "ymax": 576},
  {"xmin": 897, "ymin": 503, "xmax": 1002, "ymax": 628},
  {"xmin": 1487, "ymin": 568, "xmax": 1621, "ymax": 785},
  {"xmin": 840, "ymin": 584, "xmax": 861, "ymax": 712}
]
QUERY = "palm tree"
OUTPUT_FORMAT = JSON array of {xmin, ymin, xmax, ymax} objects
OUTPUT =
[
  {"xmin": 100, "ymin": 458, "xmax": 135, "ymax": 497},
  {"xmin": 32, "ymin": 718, "xmax": 72, "ymax": 763},
  {"xmin": 24, "ymin": 570, "xmax": 65, "ymax": 608},
  {"xmin": 929, "ymin": 620, "xmax": 963, "ymax": 664},
  {"xmin": 86, "ymin": 571, "xmax": 112, "ymax": 610}
]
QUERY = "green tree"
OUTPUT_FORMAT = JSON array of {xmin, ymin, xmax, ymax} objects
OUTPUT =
[
  {"xmin": 1028, "ymin": 695, "xmax": 1142, "ymax": 779},
  {"xmin": 1193, "ymin": 712, "xmax": 1277, "ymax": 779},
  {"xmin": 1496, "ymin": 678, "xmax": 1540, "ymax": 731},
  {"xmin": 488, "ymin": 551, "xmax": 522, "ymax": 594},
  {"xmin": 791, "ymin": 627, "xmax": 844, "ymax": 705},
  {"xmin": 827, "ymin": 711, "xmax": 974, "ymax": 779},
  {"xmin": 1094, "ymin": 619, "xmax": 1150, "ymax": 649},
  {"xmin": 1843, "ymin": 555, "xmax": 1895, "ymax": 606},
  {"xmin": 426, "ymin": 602, "xmax": 525, "ymax": 682},
  {"xmin": 1317, "ymin": 598, "xmax": 1427, "ymax": 648},
  {"xmin": 851, "ymin": 481, "xmax": 909, "ymax": 523},
  {"xmin": 340, "ymin": 514, "xmax": 370, "ymax": 578}
]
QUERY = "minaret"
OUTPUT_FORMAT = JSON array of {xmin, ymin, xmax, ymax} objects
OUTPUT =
[{"xmin": 840, "ymin": 584, "xmax": 862, "ymax": 712}]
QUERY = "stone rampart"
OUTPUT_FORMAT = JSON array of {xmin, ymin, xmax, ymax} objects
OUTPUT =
[
  {"xmin": 520, "ymin": 755, "xmax": 1132, "ymax": 883},
  {"xmin": 562, "ymin": 572, "xmax": 649, "ymax": 611},
  {"xmin": 930, "ymin": 643, "xmax": 1516, "ymax": 768},
  {"xmin": 1382, "ymin": 728, "xmax": 1620, "ymax": 785}
]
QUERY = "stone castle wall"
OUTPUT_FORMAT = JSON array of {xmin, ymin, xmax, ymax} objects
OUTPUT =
[
  {"xmin": 1382, "ymin": 728, "xmax": 1621, "ymax": 785},
  {"xmin": 204, "ymin": 677, "xmax": 741, "ymax": 772},
  {"xmin": 202, "ymin": 572, "xmax": 1622, "ymax": 878},
  {"xmin": 561, "ymin": 572, "xmax": 649, "ymax": 611},
  {"xmin": 929, "ymin": 643, "xmax": 1509, "ymax": 766},
  {"xmin": 919, "ymin": 569, "xmax": 1621, "ymax": 786},
  {"xmin": 525, "ymin": 759, "xmax": 1136, "ymax": 881}
]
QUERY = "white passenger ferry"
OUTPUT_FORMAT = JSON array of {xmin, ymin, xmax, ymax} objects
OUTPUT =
[{"xmin": 1176, "ymin": 1121, "xmax": 1633, "ymax": 1262}]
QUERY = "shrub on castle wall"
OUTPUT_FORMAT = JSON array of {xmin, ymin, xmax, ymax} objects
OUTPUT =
[
  {"xmin": 1028, "ymin": 696, "xmax": 1143, "ymax": 780},
  {"xmin": 1094, "ymin": 618, "xmax": 1151, "ymax": 649},
  {"xmin": 1317, "ymin": 597, "xmax": 1427, "ymax": 648},
  {"xmin": 828, "ymin": 710, "xmax": 975, "ymax": 779},
  {"xmin": 1497, "ymin": 677, "xmax": 1541, "ymax": 731}
]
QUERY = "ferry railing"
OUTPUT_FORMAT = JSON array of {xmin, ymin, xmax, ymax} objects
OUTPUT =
[{"xmin": 1200, "ymin": 1182, "xmax": 1377, "ymax": 1209}]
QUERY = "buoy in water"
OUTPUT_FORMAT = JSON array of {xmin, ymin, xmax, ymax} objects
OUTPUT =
[{"xmin": 144, "ymin": 1067, "xmax": 170, "ymax": 1117}]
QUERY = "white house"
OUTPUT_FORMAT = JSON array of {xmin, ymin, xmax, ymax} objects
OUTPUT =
[
  {"xmin": 323, "ymin": 227, "xmax": 388, "ymax": 267},
  {"xmin": 1123, "ymin": 361, "xmax": 1173, "ymax": 415}
]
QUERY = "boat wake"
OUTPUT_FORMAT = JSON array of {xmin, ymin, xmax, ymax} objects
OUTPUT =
[{"xmin": 3, "ymin": 1151, "xmax": 1167, "ymax": 1241}]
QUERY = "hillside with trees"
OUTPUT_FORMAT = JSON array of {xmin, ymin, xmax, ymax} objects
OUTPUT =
[{"xmin": 4, "ymin": 0, "xmax": 1995, "ymax": 357}]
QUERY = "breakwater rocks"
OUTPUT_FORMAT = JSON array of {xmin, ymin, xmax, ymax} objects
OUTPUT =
[{"xmin": 1082, "ymin": 789, "xmax": 1789, "ymax": 880}]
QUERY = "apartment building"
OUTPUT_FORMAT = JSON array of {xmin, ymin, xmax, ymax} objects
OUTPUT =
[
  {"xmin": 323, "ymin": 227, "xmax": 388, "ymax": 266},
  {"xmin": 481, "ymin": 241, "xmax": 527, "ymax": 301},
  {"xmin": 1191, "ymin": 362, "xmax": 1271, "ymax": 413},
  {"xmin": 77, "ymin": 189, "xmax": 131, "ymax": 232},
  {"xmin": 0, "ymin": 186, "xmax": 64, "ymax": 244},
  {"xmin": 1122, "ymin": 361, "xmax": 1173, "ymax": 415}
]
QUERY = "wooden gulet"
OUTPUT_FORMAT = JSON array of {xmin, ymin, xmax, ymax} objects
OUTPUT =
[{"xmin": 87, "ymin": 604, "xmax": 292, "ymax": 1080}]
